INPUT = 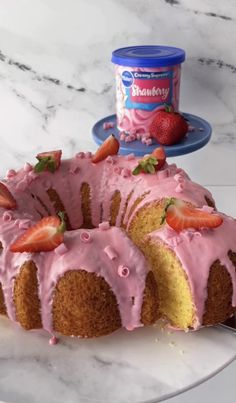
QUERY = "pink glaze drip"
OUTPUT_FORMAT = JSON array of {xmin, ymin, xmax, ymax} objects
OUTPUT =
[
  {"xmin": 35, "ymin": 226, "xmax": 148, "ymax": 332},
  {"xmin": 0, "ymin": 153, "xmax": 219, "ymax": 335},
  {"xmin": 148, "ymin": 215, "xmax": 236, "ymax": 329}
]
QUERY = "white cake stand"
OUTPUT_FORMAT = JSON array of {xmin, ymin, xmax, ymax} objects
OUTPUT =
[{"xmin": 0, "ymin": 318, "xmax": 235, "ymax": 403}]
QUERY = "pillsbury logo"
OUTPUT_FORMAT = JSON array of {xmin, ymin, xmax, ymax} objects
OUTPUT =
[{"xmin": 121, "ymin": 70, "xmax": 133, "ymax": 87}]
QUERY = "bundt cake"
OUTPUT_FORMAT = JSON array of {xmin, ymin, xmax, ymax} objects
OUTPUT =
[{"xmin": 0, "ymin": 140, "xmax": 235, "ymax": 339}]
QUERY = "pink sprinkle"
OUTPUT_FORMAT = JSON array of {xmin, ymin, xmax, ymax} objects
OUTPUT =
[
  {"xmin": 28, "ymin": 171, "xmax": 38, "ymax": 180},
  {"xmin": 80, "ymin": 231, "xmax": 91, "ymax": 243},
  {"xmin": 125, "ymin": 153, "xmax": 135, "ymax": 161},
  {"xmin": 99, "ymin": 221, "xmax": 110, "ymax": 230},
  {"xmin": 201, "ymin": 205, "xmax": 214, "ymax": 213},
  {"xmin": 129, "ymin": 134, "xmax": 136, "ymax": 141},
  {"xmin": 18, "ymin": 219, "xmax": 31, "ymax": 230},
  {"xmin": 120, "ymin": 132, "xmax": 126, "ymax": 141},
  {"xmin": 2, "ymin": 211, "xmax": 13, "ymax": 222},
  {"xmin": 175, "ymin": 183, "xmax": 184, "ymax": 193},
  {"xmin": 105, "ymin": 155, "xmax": 114, "ymax": 164},
  {"xmin": 125, "ymin": 136, "xmax": 132, "ymax": 143},
  {"xmin": 49, "ymin": 336, "xmax": 58, "ymax": 345},
  {"xmin": 142, "ymin": 132, "xmax": 150, "ymax": 139},
  {"xmin": 118, "ymin": 265, "xmax": 130, "ymax": 278},
  {"xmin": 145, "ymin": 139, "xmax": 152, "ymax": 146},
  {"xmin": 103, "ymin": 121, "xmax": 115, "ymax": 130},
  {"xmin": 174, "ymin": 173, "xmax": 185, "ymax": 183},
  {"xmin": 156, "ymin": 169, "xmax": 169, "ymax": 180},
  {"xmin": 170, "ymin": 163, "xmax": 177, "ymax": 169},
  {"xmin": 141, "ymin": 137, "xmax": 147, "ymax": 144},
  {"xmin": 104, "ymin": 245, "xmax": 118, "ymax": 260},
  {"xmin": 136, "ymin": 133, "xmax": 141, "ymax": 140},
  {"xmin": 85, "ymin": 151, "xmax": 92, "ymax": 158},
  {"xmin": 76, "ymin": 152, "xmax": 85, "ymax": 159},
  {"xmin": 55, "ymin": 243, "xmax": 68, "ymax": 255},
  {"xmin": 121, "ymin": 168, "xmax": 131, "ymax": 178},
  {"xmin": 6, "ymin": 169, "xmax": 17, "ymax": 179},
  {"xmin": 126, "ymin": 324, "xmax": 134, "ymax": 331},
  {"xmin": 188, "ymin": 125, "xmax": 195, "ymax": 132},
  {"xmin": 194, "ymin": 231, "xmax": 202, "ymax": 237},
  {"xmin": 114, "ymin": 166, "xmax": 122, "ymax": 175},
  {"xmin": 24, "ymin": 162, "xmax": 33, "ymax": 172}
]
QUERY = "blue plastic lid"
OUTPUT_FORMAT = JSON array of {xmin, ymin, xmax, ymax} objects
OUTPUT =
[{"xmin": 111, "ymin": 45, "xmax": 185, "ymax": 67}]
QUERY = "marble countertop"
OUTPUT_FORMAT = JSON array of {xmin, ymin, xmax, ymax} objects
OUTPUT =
[{"xmin": 0, "ymin": 0, "xmax": 235, "ymax": 402}]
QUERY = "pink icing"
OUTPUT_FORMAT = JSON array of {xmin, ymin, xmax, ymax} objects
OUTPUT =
[
  {"xmin": 148, "ymin": 216, "xmax": 236, "ymax": 329},
  {"xmin": 0, "ymin": 153, "xmax": 221, "ymax": 335},
  {"xmin": 99, "ymin": 221, "xmax": 110, "ymax": 231}
]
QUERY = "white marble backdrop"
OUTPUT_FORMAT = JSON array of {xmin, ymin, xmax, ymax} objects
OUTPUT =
[{"xmin": 0, "ymin": 0, "xmax": 235, "ymax": 186}]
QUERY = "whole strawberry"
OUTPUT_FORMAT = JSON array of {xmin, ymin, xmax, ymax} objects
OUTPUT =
[{"xmin": 149, "ymin": 105, "xmax": 188, "ymax": 146}]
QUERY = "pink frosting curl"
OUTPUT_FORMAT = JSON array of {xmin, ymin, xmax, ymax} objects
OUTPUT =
[
  {"xmin": 80, "ymin": 231, "xmax": 91, "ymax": 243},
  {"xmin": 99, "ymin": 221, "xmax": 110, "ymax": 231},
  {"xmin": 118, "ymin": 265, "xmax": 130, "ymax": 278},
  {"xmin": 104, "ymin": 245, "xmax": 118, "ymax": 260}
]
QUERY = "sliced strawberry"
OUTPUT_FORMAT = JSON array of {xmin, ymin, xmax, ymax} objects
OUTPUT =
[
  {"xmin": 132, "ymin": 147, "xmax": 166, "ymax": 175},
  {"xmin": 151, "ymin": 147, "xmax": 166, "ymax": 170},
  {"xmin": 0, "ymin": 182, "xmax": 17, "ymax": 209},
  {"xmin": 165, "ymin": 200, "xmax": 223, "ymax": 232},
  {"xmin": 92, "ymin": 134, "xmax": 119, "ymax": 163},
  {"xmin": 34, "ymin": 150, "xmax": 62, "ymax": 173},
  {"xmin": 10, "ymin": 213, "xmax": 66, "ymax": 253}
]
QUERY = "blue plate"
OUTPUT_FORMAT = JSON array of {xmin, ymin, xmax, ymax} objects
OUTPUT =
[{"xmin": 92, "ymin": 113, "xmax": 212, "ymax": 157}]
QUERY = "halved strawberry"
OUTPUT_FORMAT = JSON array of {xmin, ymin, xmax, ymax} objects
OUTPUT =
[
  {"xmin": 151, "ymin": 147, "xmax": 166, "ymax": 170},
  {"xmin": 92, "ymin": 134, "xmax": 119, "ymax": 163},
  {"xmin": 34, "ymin": 150, "xmax": 62, "ymax": 173},
  {"xmin": 132, "ymin": 147, "xmax": 166, "ymax": 175},
  {"xmin": 10, "ymin": 213, "xmax": 66, "ymax": 253},
  {"xmin": 164, "ymin": 199, "xmax": 223, "ymax": 232},
  {"xmin": 0, "ymin": 182, "xmax": 17, "ymax": 209}
]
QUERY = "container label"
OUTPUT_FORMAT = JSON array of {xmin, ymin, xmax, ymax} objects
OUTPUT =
[{"xmin": 122, "ymin": 70, "xmax": 173, "ymax": 111}]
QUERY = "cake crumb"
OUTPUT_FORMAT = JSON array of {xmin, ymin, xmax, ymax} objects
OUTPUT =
[
  {"xmin": 168, "ymin": 341, "xmax": 176, "ymax": 348},
  {"xmin": 179, "ymin": 349, "xmax": 185, "ymax": 355}
]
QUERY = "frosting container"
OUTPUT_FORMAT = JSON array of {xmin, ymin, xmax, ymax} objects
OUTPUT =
[{"xmin": 111, "ymin": 46, "xmax": 185, "ymax": 138}]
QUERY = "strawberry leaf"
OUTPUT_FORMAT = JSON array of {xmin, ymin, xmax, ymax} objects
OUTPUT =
[
  {"xmin": 147, "ymin": 164, "xmax": 155, "ymax": 174},
  {"xmin": 164, "ymin": 103, "xmax": 173, "ymax": 113},
  {"xmin": 160, "ymin": 197, "xmax": 176, "ymax": 225},
  {"xmin": 47, "ymin": 160, "xmax": 56, "ymax": 173},
  {"xmin": 132, "ymin": 155, "xmax": 159, "ymax": 176},
  {"xmin": 132, "ymin": 165, "xmax": 142, "ymax": 175},
  {"xmin": 34, "ymin": 158, "xmax": 50, "ymax": 173},
  {"xmin": 34, "ymin": 156, "xmax": 56, "ymax": 173},
  {"xmin": 57, "ymin": 211, "xmax": 66, "ymax": 233}
]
